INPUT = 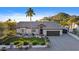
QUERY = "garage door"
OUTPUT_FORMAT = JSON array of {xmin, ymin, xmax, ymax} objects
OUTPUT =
[{"xmin": 47, "ymin": 31, "xmax": 60, "ymax": 36}]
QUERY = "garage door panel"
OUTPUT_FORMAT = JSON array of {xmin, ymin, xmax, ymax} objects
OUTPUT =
[{"xmin": 47, "ymin": 31, "xmax": 60, "ymax": 36}]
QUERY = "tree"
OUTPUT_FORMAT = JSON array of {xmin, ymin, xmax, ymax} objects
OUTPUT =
[
  {"xmin": 38, "ymin": 12, "xmax": 79, "ymax": 30},
  {"xmin": 38, "ymin": 12, "xmax": 70, "ymax": 23},
  {"xmin": 0, "ymin": 22, "xmax": 5, "ymax": 37},
  {"xmin": 6, "ymin": 19, "xmax": 16, "ymax": 30},
  {"xmin": 25, "ymin": 8, "xmax": 35, "ymax": 21},
  {"xmin": 25, "ymin": 8, "xmax": 35, "ymax": 34},
  {"xmin": 76, "ymin": 22, "xmax": 79, "ymax": 25},
  {"xmin": 60, "ymin": 21, "xmax": 68, "ymax": 26},
  {"xmin": 52, "ymin": 12, "xmax": 70, "ymax": 23},
  {"xmin": 67, "ymin": 17, "xmax": 77, "ymax": 29},
  {"xmin": 40, "ymin": 17, "xmax": 52, "ymax": 22},
  {"xmin": 5, "ymin": 19, "xmax": 16, "ymax": 36}
]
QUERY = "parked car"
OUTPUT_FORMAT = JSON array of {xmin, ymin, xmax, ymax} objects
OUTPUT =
[{"xmin": 63, "ymin": 29, "xmax": 68, "ymax": 34}]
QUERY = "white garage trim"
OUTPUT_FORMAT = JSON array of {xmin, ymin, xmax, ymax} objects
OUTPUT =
[{"xmin": 60, "ymin": 30, "xmax": 63, "ymax": 35}]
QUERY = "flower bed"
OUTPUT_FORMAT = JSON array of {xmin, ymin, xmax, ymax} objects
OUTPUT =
[{"xmin": 0, "ymin": 36, "xmax": 49, "ymax": 48}]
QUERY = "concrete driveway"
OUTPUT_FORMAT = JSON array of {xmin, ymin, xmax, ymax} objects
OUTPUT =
[{"xmin": 49, "ymin": 34, "xmax": 79, "ymax": 51}]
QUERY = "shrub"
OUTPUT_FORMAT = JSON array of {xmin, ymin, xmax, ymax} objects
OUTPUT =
[
  {"xmin": 0, "ymin": 43, "xmax": 2, "ymax": 45},
  {"xmin": 5, "ymin": 43, "xmax": 10, "ymax": 45},
  {"xmin": 17, "ymin": 33, "xmax": 22, "ymax": 35},
  {"xmin": 32, "ymin": 41, "xmax": 38, "ymax": 45},
  {"xmin": 47, "ymin": 39, "xmax": 50, "ymax": 42},
  {"xmin": 14, "ymin": 42, "xmax": 19, "ymax": 45},
  {"xmin": 24, "ymin": 42, "xmax": 29, "ymax": 45},
  {"xmin": 0, "ymin": 41, "xmax": 2, "ymax": 45},
  {"xmin": 73, "ymin": 29, "xmax": 77, "ymax": 34},
  {"xmin": 40, "ymin": 42, "xmax": 45, "ymax": 45}
]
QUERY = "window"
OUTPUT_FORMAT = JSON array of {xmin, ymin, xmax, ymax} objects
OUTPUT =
[
  {"xmin": 21, "ymin": 29, "xmax": 24, "ymax": 33},
  {"xmin": 32, "ymin": 29, "xmax": 36, "ymax": 32}
]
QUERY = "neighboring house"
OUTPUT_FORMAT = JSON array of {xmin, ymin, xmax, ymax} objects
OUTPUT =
[
  {"xmin": 68, "ymin": 23, "xmax": 78, "ymax": 32},
  {"xmin": 16, "ymin": 22, "xmax": 63, "ymax": 36},
  {"xmin": 75, "ymin": 24, "xmax": 79, "ymax": 30},
  {"xmin": 76, "ymin": 26, "xmax": 79, "ymax": 30}
]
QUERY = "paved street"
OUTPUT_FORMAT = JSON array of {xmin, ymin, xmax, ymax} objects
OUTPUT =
[{"xmin": 6, "ymin": 34, "xmax": 79, "ymax": 51}]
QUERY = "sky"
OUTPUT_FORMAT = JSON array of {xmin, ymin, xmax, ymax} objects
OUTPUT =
[{"xmin": 0, "ymin": 7, "xmax": 79, "ymax": 22}]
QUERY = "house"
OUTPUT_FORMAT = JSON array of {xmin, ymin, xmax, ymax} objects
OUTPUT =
[
  {"xmin": 74, "ymin": 24, "xmax": 79, "ymax": 31},
  {"xmin": 16, "ymin": 22, "xmax": 63, "ymax": 36},
  {"xmin": 69, "ymin": 23, "xmax": 79, "ymax": 32},
  {"xmin": 76, "ymin": 25, "xmax": 79, "ymax": 30}
]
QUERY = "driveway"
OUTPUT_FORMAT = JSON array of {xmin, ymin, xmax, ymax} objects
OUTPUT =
[
  {"xmin": 49, "ymin": 34, "xmax": 79, "ymax": 51},
  {"xmin": 6, "ymin": 34, "xmax": 79, "ymax": 51}
]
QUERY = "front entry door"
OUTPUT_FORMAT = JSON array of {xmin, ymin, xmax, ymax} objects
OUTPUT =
[{"xmin": 40, "ymin": 29, "xmax": 43, "ymax": 35}]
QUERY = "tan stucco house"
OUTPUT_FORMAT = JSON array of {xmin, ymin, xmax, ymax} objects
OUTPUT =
[{"xmin": 16, "ymin": 22, "xmax": 63, "ymax": 36}]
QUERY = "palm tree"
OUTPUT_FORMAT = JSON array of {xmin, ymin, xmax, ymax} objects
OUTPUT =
[
  {"xmin": 25, "ymin": 8, "xmax": 35, "ymax": 21},
  {"xmin": 67, "ymin": 17, "xmax": 77, "ymax": 29},
  {"xmin": 25, "ymin": 8, "xmax": 35, "ymax": 34}
]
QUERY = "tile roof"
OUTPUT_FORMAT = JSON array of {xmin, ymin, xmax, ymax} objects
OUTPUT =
[{"xmin": 16, "ymin": 22, "xmax": 63, "ymax": 30}]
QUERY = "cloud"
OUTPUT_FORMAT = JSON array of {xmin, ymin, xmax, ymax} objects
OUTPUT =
[{"xmin": 0, "ymin": 13, "xmax": 44, "ymax": 22}]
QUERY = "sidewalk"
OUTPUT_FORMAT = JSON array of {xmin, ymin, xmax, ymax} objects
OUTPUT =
[{"xmin": 68, "ymin": 32, "xmax": 79, "ymax": 40}]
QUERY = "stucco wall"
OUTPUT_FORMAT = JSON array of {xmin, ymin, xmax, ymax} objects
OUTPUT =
[
  {"xmin": 43, "ymin": 30, "xmax": 47, "ymax": 35},
  {"xmin": 16, "ymin": 28, "xmax": 39, "ymax": 34},
  {"xmin": 16, "ymin": 28, "xmax": 63, "ymax": 35},
  {"xmin": 32, "ymin": 29, "xmax": 39, "ymax": 34},
  {"xmin": 16, "ymin": 28, "xmax": 31, "ymax": 34}
]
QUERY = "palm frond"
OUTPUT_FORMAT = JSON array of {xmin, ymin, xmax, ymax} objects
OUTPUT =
[{"xmin": 25, "ymin": 8, "xmax": 35, "ymax": 17}]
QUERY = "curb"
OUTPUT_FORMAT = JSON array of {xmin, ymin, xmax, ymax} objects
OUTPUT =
[{"xmin": 68, "ymin": 32, "xmax": 79, "ymax": 40}]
